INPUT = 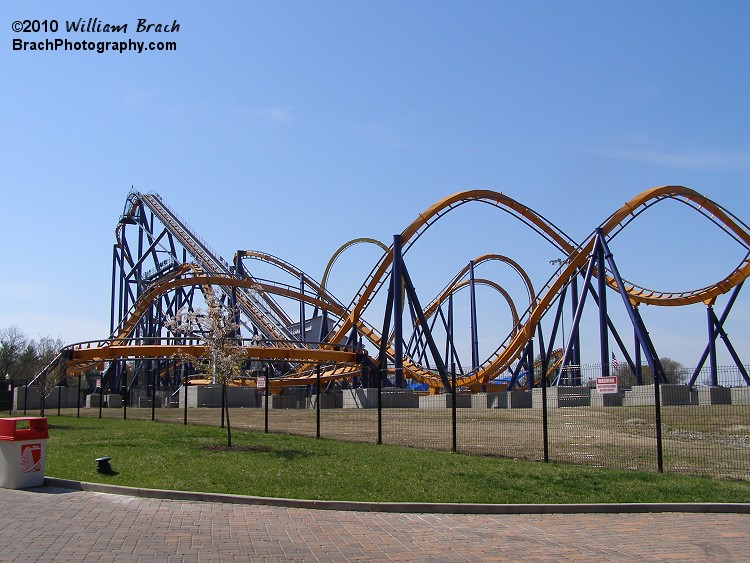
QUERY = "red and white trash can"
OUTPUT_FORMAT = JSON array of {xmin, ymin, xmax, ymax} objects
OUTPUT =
[{"xmin": 0, "ymin": 417, "xmax": 48, "ymax": 489}]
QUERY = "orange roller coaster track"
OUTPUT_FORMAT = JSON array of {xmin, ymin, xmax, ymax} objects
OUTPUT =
[{"xmin": 39, "ymin": 185, "xmax": 750, "ymax": 393}]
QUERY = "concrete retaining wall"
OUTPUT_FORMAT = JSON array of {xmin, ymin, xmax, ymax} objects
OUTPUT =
[
  {"xmin": 623, "ymin": 384, "xmax": 694, "ymax": 406},
  {"xmin": 343, "ymin": 388, "xmax": 419, "ymax": 409},
  {"xmin": 309, "ymin": 393, "xmax": 343, "ymax": 409},
  {"xmin": 129, "ymin": 389, "xmax": 171, "ymax": 408},
  {"xmin": 532, "ymin": 386, "xmax": 590, "ymax": 408},
  {"xmin": 106, "ymin": 394, "xmax": 123, "ymax": 408},
  {"xmin": 138, "ymin": 397, "xmax": 163, "ymax": 408},
  {"xmin": 697, "ymin": 386, "xmax": 731, "ymax": 405},
  {"xmin": 487, "ymin": 391, "xmax": 532, "ymax": 409},
  {"xmin": 13, "ymin": 387, "xmax": 82, "ymax": 410},
  {"xmin": 179, "ymin": 386, "xmax": 261, "ymax": 408},
  {"xmin": 86, "ymin": 394, "xmax": 103, "ymax": 408},
  {"xmin": 418, "ymin": 394, "xmax": 473, "ymax": 409},
  {"xmin": 731, "ymin": 387, "xmax": 750, "ymax": 404},
  {"xmin": 590, "ymin": 390, "xmax": 624, "ymax": 407}
]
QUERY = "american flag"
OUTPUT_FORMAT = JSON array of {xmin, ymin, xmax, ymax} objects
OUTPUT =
[{"xmin": 611, "ymin": 352, "xmax": 618, "ymax": 372}]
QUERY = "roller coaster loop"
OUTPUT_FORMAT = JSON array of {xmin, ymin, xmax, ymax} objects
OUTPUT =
[{"xmin": 33, "ymin": 185, "xmax": 750, "ymax": 394}]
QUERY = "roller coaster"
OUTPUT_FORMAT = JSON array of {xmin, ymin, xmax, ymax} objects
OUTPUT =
[{"xmin": 41, "ymin": 186, "xmax": 750, "ymax": 395}]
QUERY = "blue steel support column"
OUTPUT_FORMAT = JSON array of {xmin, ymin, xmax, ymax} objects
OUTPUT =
[
  {"xmin": 231, "ymin": 287, "xmax": 238, "ymax": 337},
  {"xmin": 598, "ymin": 233, "xmax": 665, "ymax": 472},
  {"xmin": 534, "ymin": 322, "xmax": 546, "ymax": 390},
  {"xmin": 392, "ymin": 235, "xmax": 404, "ymax": 388},
  {"xmin": 527, "ymin": 337, "xmax": 535, "ymax": 390},
  {"xmin": 545, "ymin": 286, "xmax": 566, "ymax": 362},
  {"xmin": 136, "ymin": 216, "xmax": 144, "ymax": 321},
  {"xmin": 570, "ymin": 275, "xmax": 581, "ymax": 381},
  {"xmin": 320, "ymin": 309, "xmax": 329, "ymax": 342},
  {"xmin": 597, "ymin": 230, "xmax": 610, "ymax": 381},
  {"xmin": 710, "ymin": 308, "xmax": 750, "ymax": 385},
  {"xmin": 445, "ymin": 293, "xmax": 453, "ymax": 370},
  {"xmin": 707, "ymin": 305, "xmax": 718, "ymax": 386},
  {"xmin": 300, "ymin": 274, "xmax": 306, "ymax": 343},
  {"xmin": 559, "ymin": 249, "xmax": 597, "ymax": 380},
  {"xmin": 584, "ymin": 282, "xmax": 636, "ymax": 374},
  {"xmin": 599, "ymin": 234, "xmax": 665, "ymax": 382},
  {"xmin": 469, "ymin": 261, "xmax": 479, "ymax": 374},
  {"xmin": 229, "ymin": 252, "xmax": 242, "ymax": 338},
  {"xmin": 400, "ymin": 263, "xmax": 451, "ymax": 390},
  {"xmin": 118, "ymin": 249, "xmax": 126, "ymax": 334},
  {"xmin": 377, "ymin": 280, "xmax": 394, "ymax": 386},
  {"xmin": 233, "ymin": 254, "xmax": 242, "ymax": 338},
  {"xmin": 110, "ymin": 245, "xmax": 118, "ymax": 335},
  {"xmin": 634, "ymin": 326, "xmax": 643, "ymax": 385},
  {"xmin": 689, "ymin": 282, "xmax": 745, "ymax": 387}
]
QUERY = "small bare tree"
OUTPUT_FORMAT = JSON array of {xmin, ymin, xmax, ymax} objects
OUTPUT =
[
  {"xmin": 166, "ymin": 289, "xmax": 243, "ymax": 446},
  {"xmin": 32, "ymin": 336, "xmax": 66, "ymax": 416}
]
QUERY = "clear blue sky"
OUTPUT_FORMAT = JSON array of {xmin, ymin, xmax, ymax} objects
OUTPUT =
[{"xmin": 2, "ymin": 1, "xmax": 749, "ymax": 369}]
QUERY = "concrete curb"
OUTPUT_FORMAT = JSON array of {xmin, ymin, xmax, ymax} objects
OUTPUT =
[{"xmin": 44, "ymin": 477, "xmax": 750, "ymax": 515}]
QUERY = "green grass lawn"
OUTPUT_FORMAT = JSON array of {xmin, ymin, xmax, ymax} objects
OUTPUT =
[{"xmin": 43, "ymin": 416, "xmax": 750, "ymax": 504}]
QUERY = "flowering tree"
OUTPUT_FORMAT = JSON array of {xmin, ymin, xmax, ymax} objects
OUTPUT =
[{"xmin": 166, "ymin": 289, "xmax": 243, "ymax": 446}]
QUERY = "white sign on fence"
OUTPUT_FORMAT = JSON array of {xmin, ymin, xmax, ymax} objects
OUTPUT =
[
  {"xmin": 257, "ymin": 376, "xmax": 266, "ymax": 390},
  {"xmin": 596, "ymin": 376, "xmax": 618, "ymax": 394}
]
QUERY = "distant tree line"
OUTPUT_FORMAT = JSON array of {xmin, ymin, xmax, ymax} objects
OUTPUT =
[
  {"xmin": 580, "ymin": 357, "xmax": 688, "ymax": 388},
  {"xmin": 0, "ymin": 326, "xmax": 78, "ymax": 415},
  {"xmin": 0, "ymin": 326, "xmax": 65, "ymax": 386},
  {"xmin": 614, "ymin": 357, "xmax": 688, "ymax": 387}
]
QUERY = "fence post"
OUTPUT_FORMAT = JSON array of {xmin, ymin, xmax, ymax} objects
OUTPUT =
[
  {"xmin": 221, "ymin": 382, "xmax": 225, "ymax": 429},
  {"xmin": 316, "ymin": 365, "xmax": 321, "ymax": 439},
  {"xmin": 377, "ymin": 367, "xmax": 383, "ymax": 445},
  {"xmin": 542, "ymin": 364, "xmax": 549, "ymax": 463},
  {"xmin": 99, "ymin": 374, "xmax": 104, "ymax": 419},
  {"xmin": 183, "ymin": 376, "xmax": 188, "ymax": 426},
  {"xmin": 451, "ymin": 363, "xmax": 457, "ymax": 453},
  {"xmin": 264, "ymin": 365, "xmax": 269, "ymax": 434},
  {"xmin": 654, "ymin": 373, "xmax": 664, "ymax": 472},
  {"xmin": 57, "ymin": 380, "xmax": 62, "ymax": 417},
  {"xmin": 151, "ymin": 370, "xmax": 157, "ymax": 422},
  {"xmin": 77, "ymin": 375, "xmax": 81, "ymax": 418}
]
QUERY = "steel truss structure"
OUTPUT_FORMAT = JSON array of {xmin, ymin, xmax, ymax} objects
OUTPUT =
[{"xmin": 36, "ymin": 186, "xmax": 750, "ymax": 396}]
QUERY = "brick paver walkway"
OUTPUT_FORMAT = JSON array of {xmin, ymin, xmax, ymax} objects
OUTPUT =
[{"xmin": 0, "ymin": 487, "xmax": 748, "ymax": 562}]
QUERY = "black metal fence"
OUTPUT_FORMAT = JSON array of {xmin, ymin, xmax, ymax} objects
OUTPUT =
[{"xmin": 8, "ymin": 364, "xmax": 750, "ymax": 481}]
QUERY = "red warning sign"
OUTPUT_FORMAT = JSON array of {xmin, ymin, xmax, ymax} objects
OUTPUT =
[
  {"xmin": 596, "ymin": 376, "xmax": 618, "ymax": 394},
  {"xmin": 20, "ymin": 443, "xmax": 43, "ymax": 473}
]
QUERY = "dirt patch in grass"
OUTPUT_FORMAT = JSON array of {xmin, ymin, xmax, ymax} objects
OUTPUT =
[{"xmin": 202, "ymin": 444, "xmax": 271, "ymax": 453}]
